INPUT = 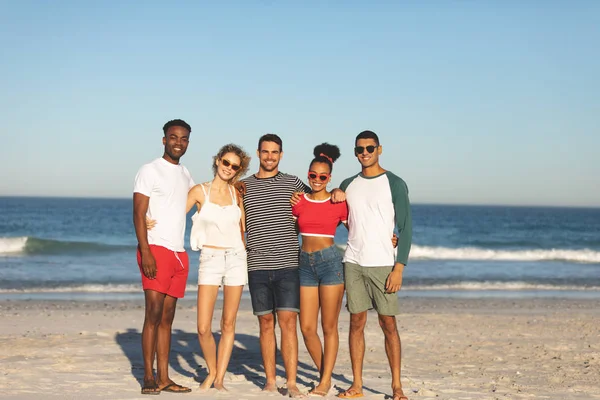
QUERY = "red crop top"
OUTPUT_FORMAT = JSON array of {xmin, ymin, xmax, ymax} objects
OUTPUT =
[{"xmin": 292, "ymin": 194, "xmax": 348, "ymax": 237}]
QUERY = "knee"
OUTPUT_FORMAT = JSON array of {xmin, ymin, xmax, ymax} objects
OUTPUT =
[
  {"xmin": 258, "ymin": 314, "xmax": 275, "ymax": 333},
  {"xmin": 220, "ymin": 318, "xmax": 236, "ymax": 335},
  {"xmin": 300, "ymin": 321, "xmax": 317, "ymax": 338},
  {"xmin": 378, "ymin": 316, "xmax": 398, "ymax": 335},
  {"xmin": 321, "ymin": 321, "xmax": 338, "ymax": 337},
  {"xmin": 350, "ymin": 313, "xmax": 367, "ymax": 332},
  {"xmin": 197, "ymin": 323, "xmax": 212, "ymax": 337},
  {"xmin": 278, "ymin": 313, "xmax": 298, "ymax": 332},
  {"xmin": 145, "ymin": 305, "xmax": 163, "ymax": 325}
]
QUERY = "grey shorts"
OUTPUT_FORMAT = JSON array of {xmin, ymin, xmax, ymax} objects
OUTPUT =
[{"xmin": 344, "ymin": 262, "xmax": 399, "ymax": 316}]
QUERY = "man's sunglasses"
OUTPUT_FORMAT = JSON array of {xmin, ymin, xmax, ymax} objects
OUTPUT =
[
  {"xmin": 308, "ymin": 172, "xmax": 330, "ymax": 181},
  {"xmin": 221, "ymin": 159, "xmax": 241, "ymax": 171},
  {"xmin": 354, "ymin": 145, "xmax": 377, "ymax": 155}
]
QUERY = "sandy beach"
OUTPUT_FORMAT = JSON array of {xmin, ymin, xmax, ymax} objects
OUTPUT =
[{"xmin": 0, "ymin": 297, "xmax": 599, "ymax": 400}]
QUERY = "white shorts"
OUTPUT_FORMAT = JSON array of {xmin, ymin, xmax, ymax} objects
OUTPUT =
[{"xmin": 198, "ymin": 247, "xmax": 248, "ymax": 286}]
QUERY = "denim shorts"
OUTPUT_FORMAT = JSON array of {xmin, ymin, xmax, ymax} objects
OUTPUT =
[
  {"xmin": 299, "ymin": 245, "xmax": 344, "ymax": 287},
  {"xmin": 198, "ymin": 246, "xmax": 247, "ymax": 286},
  {"xmin": 248, "ymin": 267, "xmax": 300, "ymax": 315}
]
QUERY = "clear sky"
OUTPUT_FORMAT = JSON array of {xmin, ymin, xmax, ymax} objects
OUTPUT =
[{"xmin": 1, "ymin": 1, "xmax": 598, "ymax": 206}]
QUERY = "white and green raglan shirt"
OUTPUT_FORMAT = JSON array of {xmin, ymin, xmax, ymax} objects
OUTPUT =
[{"xmin": 340, "ymin": 171, "xmax": 412, "ymax": 267}]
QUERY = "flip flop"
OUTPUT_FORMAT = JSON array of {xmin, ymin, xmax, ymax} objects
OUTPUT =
[
  {"xmin": 160, "ymin": 383, "xmax": 192, "ymax": 393},
  {"xmin": 337, "ymin": 388, "xmax": 364, "ymax": 398},
  {"xmin": 141, "ymin": 381, "xmax": 160, "ymax": 395}
]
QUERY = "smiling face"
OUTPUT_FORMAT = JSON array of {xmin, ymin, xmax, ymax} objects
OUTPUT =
[
  {"xmin": 354, "ymin": 138, "xmax": 381, "ymax": 169},
  {"xmin": 307, "ymin": 161, "xmax": 331, "ymax": 194},
  {"xmin": 162, "ymin": 126, "xmax": 190, "ymax": 163},
  {"xmin": 215, "ymin": 152, "xmax": 242, "ymax": 182},
  {"xmin": 257, "ymin": 140, "xmax": 282, "ymax": 174}
]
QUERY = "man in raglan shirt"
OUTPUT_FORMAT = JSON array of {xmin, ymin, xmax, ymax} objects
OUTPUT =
[
  {"xmin": 336, "ymin": 130, "xmax": 412, "ymax": 400},
  {"xmin": 240, "ymin": 133, "xmax": 310, "ymax": 398},
  {"xmin": 133, "ymin": 119, "xmax": 195, "ymax": 395}
]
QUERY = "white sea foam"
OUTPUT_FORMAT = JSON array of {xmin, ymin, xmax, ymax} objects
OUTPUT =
[
  {"xmin": 0, "ymin": 284, "xmax": 201, "ymax": 294},
  {"xmin": 408, "ymin": 282, "xmax": 600, "ymax": 291},
  {"xmin": 336, "ymin": 244, "xmax": 600, "ymax": 263},
  {"xmin": 0, "ymin": 237, "xmax": 28, "ymax": 254}
]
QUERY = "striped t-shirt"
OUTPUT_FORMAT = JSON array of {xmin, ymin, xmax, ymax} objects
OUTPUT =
[{"xmin": 241, "ymin": 172, "xmax": 309, "ymax": 272}]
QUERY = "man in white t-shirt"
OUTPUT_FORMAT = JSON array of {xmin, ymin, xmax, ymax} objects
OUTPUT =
[
  {"xmin": 335, "ymin": 130, "xmax": 412, "ymax": 400},
  {"xmin": 133, "ymin": 119, "xmax": 195, "ymax": 395}
]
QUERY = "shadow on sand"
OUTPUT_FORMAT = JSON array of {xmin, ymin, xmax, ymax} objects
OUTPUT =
[{"xmin": 115, "ymin": 328, "xmax": 384, "ymax": 395}]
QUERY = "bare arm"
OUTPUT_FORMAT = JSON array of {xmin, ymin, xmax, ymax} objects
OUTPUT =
[
  {"xmin": 133, "ymin": 192, "xmax": 156, "ymax": 279},
  {"xmin": 186, "ymin": 184, "xmax": 206, "ymax": 213}
]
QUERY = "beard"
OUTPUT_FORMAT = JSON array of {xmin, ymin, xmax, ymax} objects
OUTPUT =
[{"xmin": 260, "ymin": 160, "xmax": 279, "ymax": 172}]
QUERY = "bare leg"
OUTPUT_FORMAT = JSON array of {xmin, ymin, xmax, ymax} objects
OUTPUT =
[
  {"xmin": 378, "ymin": 314, "xmax": 405, "ymax": 399},
  {"xmin": 156, "ymin": 294, "xmax": 189, "ymax": 390},
  {"xmin": 314, "ymin": 284, "xmax": 344, "ymax": 395},
  {"xmin": 141, "ymin": 290, "xmax": 165, "ymax": 393},
  {"xmin": 340, "ymin": 311, "xmax": 367, "ymax": 397},
  {"xmin": 258, "ymin": 313, "xmax": 278, "ymax": 392},
  {"xmin": 299, "ymin": 286, "xmax": 322, "ymax": 373},
  {"xmin": 197, "ymin": 285, "xmax": 219, "ymax": 390},
  {"xmin": 213, "ymin": 285, "xmax": 244, "ymax": 391},
  {"xmin": 278, "ymin": 310, "xmax": 304, "ymax": 397}
]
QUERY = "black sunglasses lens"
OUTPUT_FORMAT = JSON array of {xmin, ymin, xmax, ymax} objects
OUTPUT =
[
  {"xmin": 222, "ymin": 159, "xmax": 230, "ymax": 167},
  {"xmin": 231, "ymin": 165, "xmax": 240, "ymax": 171},
  {"xmin": 355, "ymin": 146, "xmax": 364, "ymax": 154},
  {"xmin": 308, "ymin": 173, "xmax": 317, "ymax": 179},
  {"xmin": 366, "ymin": 146, "xmax": 375, "ymax": 153},
  {"xmin": 319, "ymin": 175, "xmax": 328, "ymax": 181}
]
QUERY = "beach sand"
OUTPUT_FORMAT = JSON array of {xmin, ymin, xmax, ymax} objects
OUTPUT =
[{"xmin": 0, "ymin": 297, "xmax": 599, "ymax": 399}]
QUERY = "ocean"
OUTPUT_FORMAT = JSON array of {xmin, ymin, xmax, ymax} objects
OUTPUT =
[{"xmin": 1, "ymin": 196, "xmax": 599, "ymax": 301}]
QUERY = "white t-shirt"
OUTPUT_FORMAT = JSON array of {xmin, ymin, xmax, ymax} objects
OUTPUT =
[
  {"xmin": 133, "ymin": 157, "xmax": 195, "ymax": 252},
  {"xmin": 340, "ymin": 171, "xmax": 412, "ymax": 267}
]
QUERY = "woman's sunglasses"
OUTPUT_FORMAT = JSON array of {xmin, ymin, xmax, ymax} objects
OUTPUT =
[
  {"xmin": 308, "ymin": 172, "xmax": 330, "ymax": 181},
  {"xmin": 221, "ymin": 159, "xmax": 241, "ymax": 171},
  {"xmin": 354, "ymin": 145, "xmax": 377, "ymax": 155}
]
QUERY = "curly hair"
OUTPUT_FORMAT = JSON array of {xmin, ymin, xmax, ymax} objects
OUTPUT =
[
  {"xmin": 212, "ymin": 143, "xmax": 251, "ymax": 183},
  {"xmin": 310, "ymin": 142, "xmax": 341, "ymax": 172},
  {"xmin": 163, "ymin": 119, "xmax": 191, "ymax": 136}
]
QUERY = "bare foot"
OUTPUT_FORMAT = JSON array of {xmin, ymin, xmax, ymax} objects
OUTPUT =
[
  {"xmin": 213, "ymin": 381, "xmax": 228, "ymax": 392},
  {"xmin": 286, "ymin": 385, "xmax": 306, "ymax": 398},
  {"xmin": 309, "ymin": 380, "xmax": 331, "ymax": 396},
  {"xmin": 199, "ymin": 374, "xmax": 216, "ymax": 390},
  {"xmin": 393, "ymin": 386, "xmax": 408, "ymax": 400},
  {"xmin": 262, "ymin": 381, "xmax": 278, "ymax": 392}
]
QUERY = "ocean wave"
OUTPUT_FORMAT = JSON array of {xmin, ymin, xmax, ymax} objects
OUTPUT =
[
  {"xmin": 409, "ymin": 245, "xmax": 600, "ymax": 263},
  {"xmin": 334, "ymin": 244, "xmax": 600, "ymax": 263},
  {"xmin": 0, "ymin": 282, "xmax": 598, "ymax": 294},
  {"xmin": 0, "ymin": 236, "xmax": 133, "ymax": 255}
]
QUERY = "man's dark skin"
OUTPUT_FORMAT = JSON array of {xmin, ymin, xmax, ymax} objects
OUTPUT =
[{"xmin": 133, "ymin": 125, "xmax": 190, "ymax": 394}]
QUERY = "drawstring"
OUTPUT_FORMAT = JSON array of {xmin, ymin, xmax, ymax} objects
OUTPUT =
[{"xmin": 173, "ymin": 251, "xmax": 185, "ymax": 269}]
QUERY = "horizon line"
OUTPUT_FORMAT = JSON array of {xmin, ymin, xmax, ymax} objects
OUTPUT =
[{"xmin": 1, "ymin": 195, "xmax": 599, "ymax": 210}]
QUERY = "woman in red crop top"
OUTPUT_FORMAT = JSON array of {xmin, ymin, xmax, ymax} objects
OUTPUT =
[{"xmin": 292, "ymin": 143, "xmax": 348, "ymax": 396}]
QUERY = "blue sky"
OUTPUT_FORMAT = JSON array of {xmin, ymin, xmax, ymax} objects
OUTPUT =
[{"xmin": 1, "ymin": 1, "xmax": 598, "ymax": 206}]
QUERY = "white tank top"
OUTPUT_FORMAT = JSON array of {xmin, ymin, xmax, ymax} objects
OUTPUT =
[{"xmin": 190, "ymin": 183, "xmax": 244, "ymax": 250}]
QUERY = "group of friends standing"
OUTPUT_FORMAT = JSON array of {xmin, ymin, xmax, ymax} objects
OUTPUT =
[{"xmin": 133, "ymin": 119, "xmax": 412, "ymax": 400}]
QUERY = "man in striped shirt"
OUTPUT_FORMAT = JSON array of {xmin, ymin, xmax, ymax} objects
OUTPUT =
[{"xmin": 240, "ymin": 134, "xmax": 309, "ymax": 398}]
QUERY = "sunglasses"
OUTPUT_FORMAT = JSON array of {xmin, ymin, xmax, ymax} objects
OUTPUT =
[
  {"xmin": 308, "ymin": 171, "xmax": 330, "ymax": 181},
  {"xmin": 221, "ymin": 158, "xmax": 241, "ymax": 171},
  {"xmin": 354, "ymin": 145, "xmax": 377, "ymax": 155}
]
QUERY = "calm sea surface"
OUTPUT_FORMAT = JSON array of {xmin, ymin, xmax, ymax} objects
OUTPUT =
[{"xmin": 1, "ymin": 197, "xmax": 599, "ymax": 300}]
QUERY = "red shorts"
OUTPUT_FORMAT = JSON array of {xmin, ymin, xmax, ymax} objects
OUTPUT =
[{"xmin": 137, "ymin": 245, "xmax": 189, "ymax": 299}]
